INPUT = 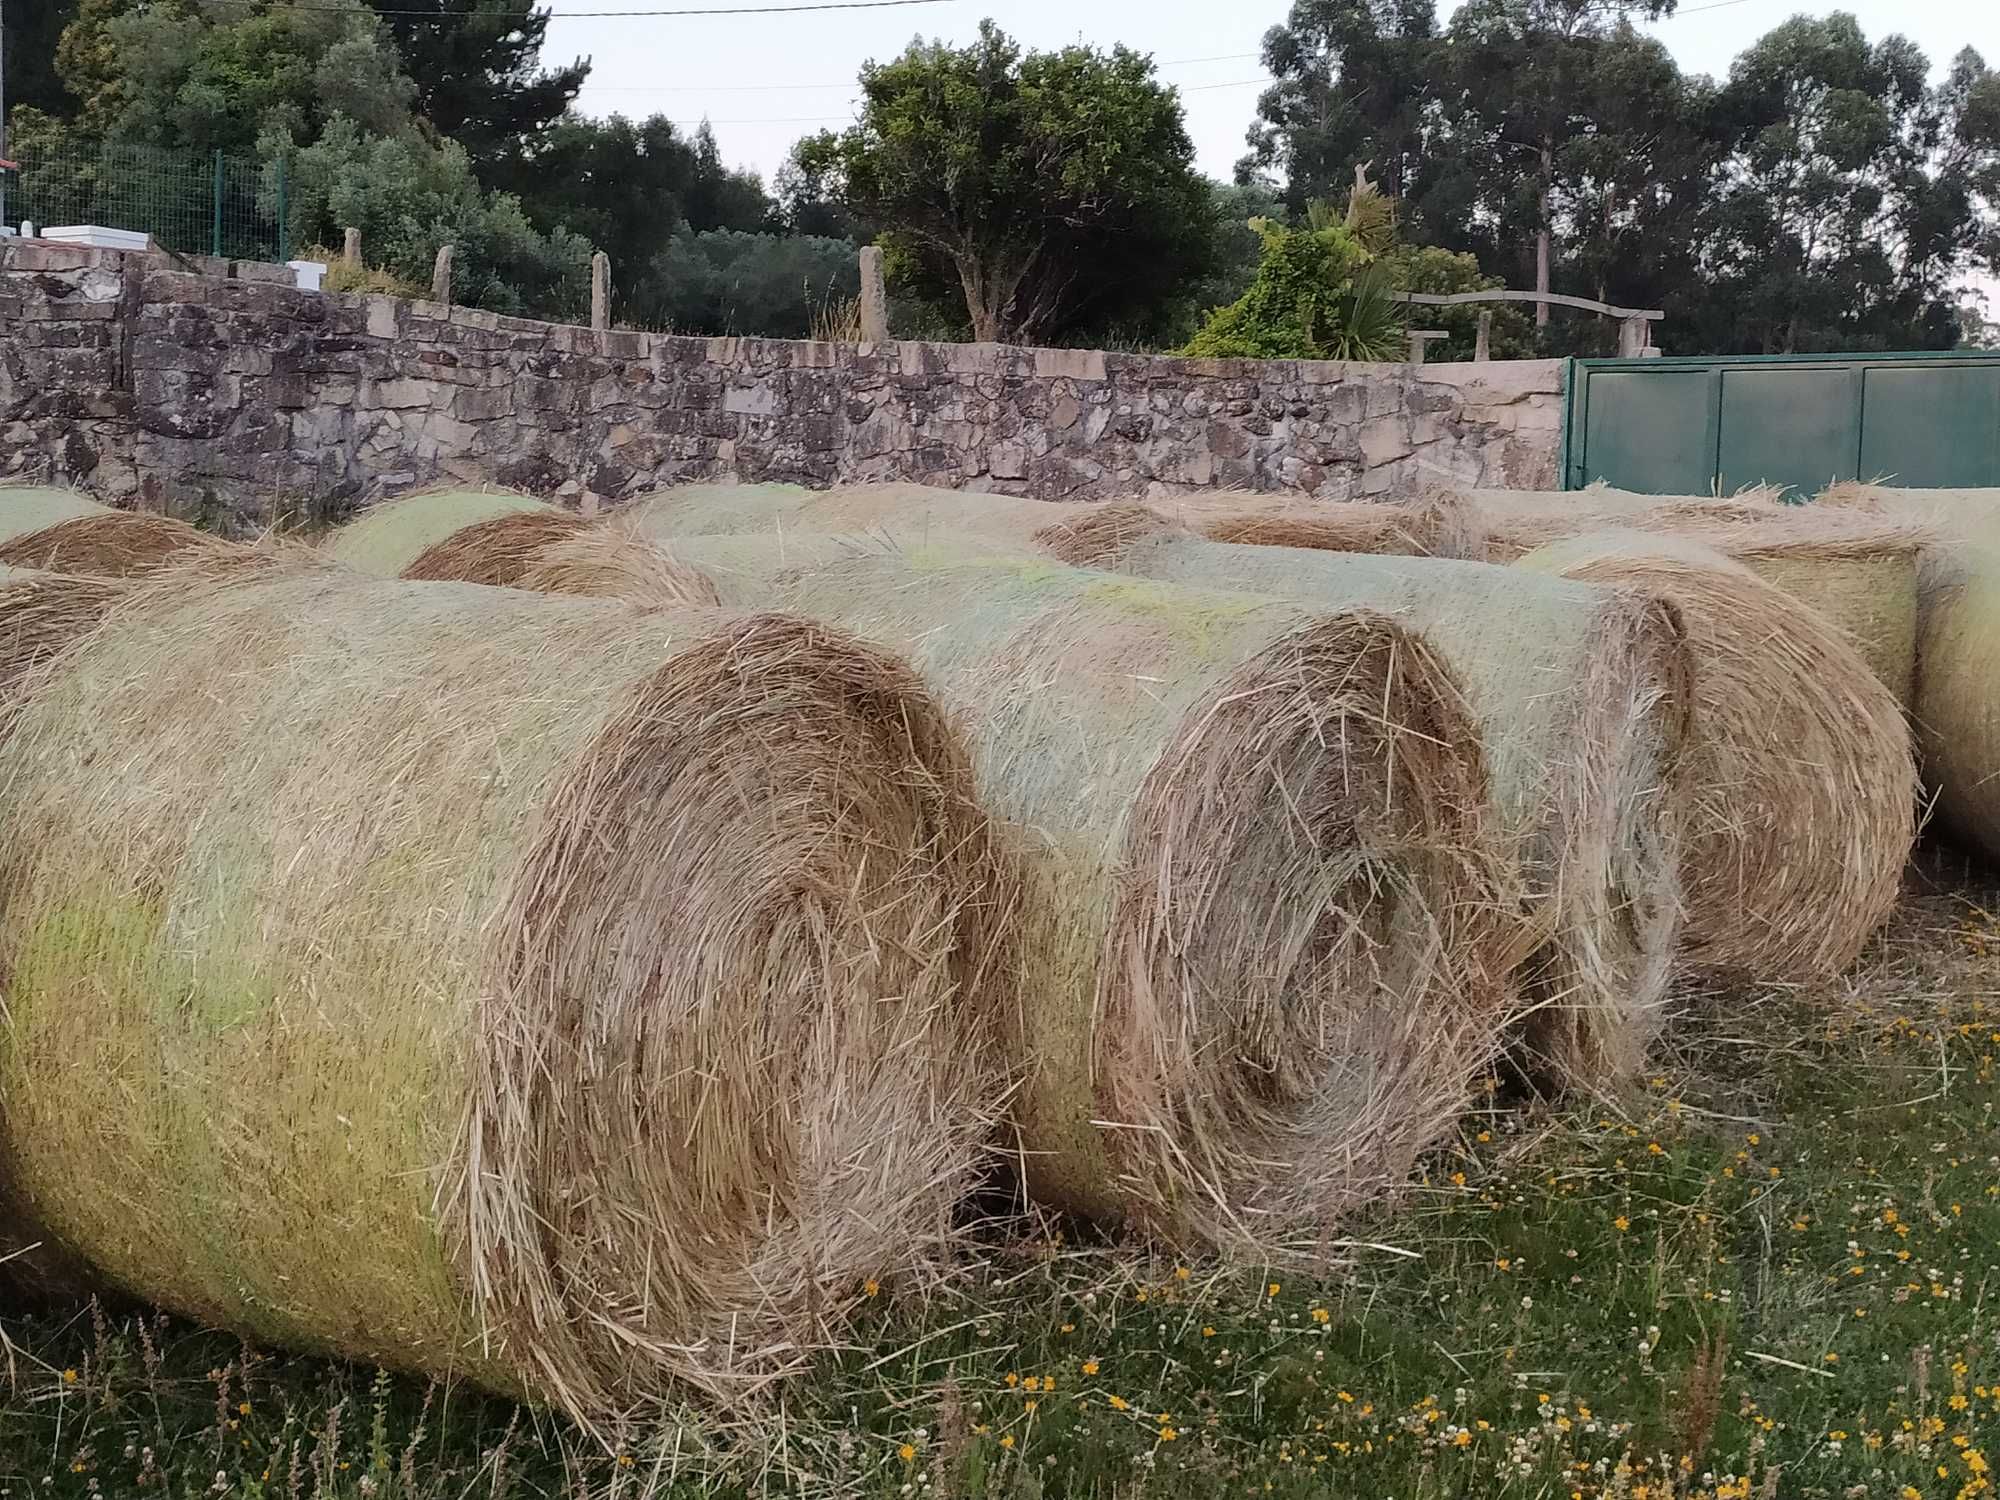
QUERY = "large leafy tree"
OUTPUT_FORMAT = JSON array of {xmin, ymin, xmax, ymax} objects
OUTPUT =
[
  {"xmin": 1694, "ymin": 19, "xmax": 2000, "ymax": 352},
  {"xmin": 1440, "ymin": 0, "xmax": 1680, "ymax": 328},
  {"xmin": 362, "ymin": 0, "xmax": 587, "ymax": 179},
  {"xmin": 1237, "ymin": 0, "xmax": 1443, "ymax": 215},
  {"xmin": 794, "ymin": 21, "xmax": 1217, "ymax": 345},
  {"xmin": 3, "ymin": 0, "xmax": 80, "ymax": 119}
]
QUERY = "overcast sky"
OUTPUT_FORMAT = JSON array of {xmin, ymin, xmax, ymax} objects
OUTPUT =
[{"xmin": 546, "ymin": 0, "xmax": 2000, "ymax": 186}]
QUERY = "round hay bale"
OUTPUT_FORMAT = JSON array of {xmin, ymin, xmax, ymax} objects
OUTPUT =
[
  {"xmin": 400, "ymin": 509, "xmax": 594, "ymax": 586},
  {"xmin": 1908, "ymin": 520, "xmax": 2000, "ymax": 864},
  {"xmin": 1661, "ymin": 511, "xmax": 1927, "ymax": 706},
  {"xmin": 0, "ymin": 561, "xmax": 1007, "ymax": 1415},
  {"xmin": 1075, "ymin": 536, "xmax": 1690, "ymax": 1090},
  {"xmin": 600, "ymin": 535, "xmax": 1519, "ymax": 1251},
  {"xmin": 1475, "ymin": 492, "xmax": 1789, "ymax": 562},
  {"xmin": 0, "ymin": 486, "xmax": 107, "ymax": 543},
  {"xmin": 516, "ymin": 522, "xmax": 725, "ymax": 608},
  {"xmin": 1817, "ymin": 482, "xmax": 2000, "ymax": 535},
  {"xmin": 624, "ymin": 481, "xmax": 1166, "ymax": 559},
  {"xmin": 1481, "ymin": 497, "xmax": 1925, "ymax": 701},
  {"xmin": 322, "ymin": 489, "xmax": 552, "ymax": 577},
  {"xmin": 0, "ymin": 487, "xmax": 233, "ymax": 578},
  {"xmin": 1149, "ymin": 489, "xmax": 1488, "ymax": 562},
  {"xmin": 0, "ymin": 564, "xmax": 127, "ymax": 1308},
  {"xmin": 1515, "ymin": 531, "xmax": 1917, "ymax": 977}
]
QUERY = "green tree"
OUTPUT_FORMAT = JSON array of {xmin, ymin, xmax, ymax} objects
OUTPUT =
[
  {"xmin": 280, "ymin": 115, "xmax": 591, "ymax": 316},
  {"xmin": 795, "ymin": 20, "xmax": 1216, "ymax": 345},
  {"xmin": 644, "ymin": 228, "xmax": 859, "ymax": 335},
  {"xmin": 1237, "ymin": 0, "xmax": 1443, "ymax": 214},
  {"xmin": 59, "ymin": 0, "xmax": 414, "ymax": 154},
  {"xmin": 1696, "ymin": 18, "xmax": 2000, "ymax": 352},
  {"xmin": 1182, "ymin": 217, "xmax": 1404, "ymax": 360},
  {"xmin": 361, "ymin": 0, "xmax": 588, "ymax": 180},
  {"xmin": 3, "ymin": 0, "xmax": 80, "ymax": 119},
  {"xmin": 1441, "ymin": 0, "xmax": 1679, "ymax": 330}
]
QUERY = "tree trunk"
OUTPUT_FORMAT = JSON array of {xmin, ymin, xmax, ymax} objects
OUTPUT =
[{"xmin": 1536, "ymin": 139, "xmax": 1553, "ymax": 330}]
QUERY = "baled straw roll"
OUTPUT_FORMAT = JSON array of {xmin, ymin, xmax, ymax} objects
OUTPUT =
[
  {"xmin": 1907, "ymin": 519, "xmax": 2000, "ymax": 863},
  {"xmin": 0, "ymin": 556, "xmax": 1008, "ymax": 1416},
  {"xmin": 0, "ymin": 564, "xmax": 127, "ymax": 1305},
  {"xmin": 0, "ymin": 486, "xmax": 231, "ymax": 575},
  {"xmin": 322, "ymin": 488, "xmax": 570, "ymax": 580},
  {"xmin": 549, "ymin": 529, "xmax": 1520, "ymax": 1252},
  {"xmin": 1516, "ymin": 531, "xmax": 1917, "ymax": 976},
  {"xmin": 1477, "ymin": 492, "xmax": 1924, "ymax": 702},
  {"xmin": 626, "ymin": 482, "xmax": 1485, "ymax": 563},
  {"xmin": 1146, "ymin": 488, "xmax": 1487, "ymax": 561},
  {"xmin": 623, "ymin": 481, "xmax": 1181, "ymax": 563},
  {"xmin": 1069, "ymin": 531, "xmax": 1691, "ymax": 1090}
]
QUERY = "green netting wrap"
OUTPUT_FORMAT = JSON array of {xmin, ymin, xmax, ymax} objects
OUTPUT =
[
  {"xmin": 1515, "ymin": 530, "xmax": 1917, "ymax": 977},
  {"xmin": 580, "ymin": 533, "xmax": 1519, "ymax": 1254},
  {"xmin": 1910, "ymin": 522, "xmax": 2000, "ymax": 864},
  {"xmin": 0, "ymin": 554, "xmax": 1006, "ymax": 1419},
  {"xmin": 1088, "ymin": 537, "xmax": 1690, "ymax": 1089},
  {"xmin": 322, "ymin": 489, "xmax": 555, "ymax": 578}
]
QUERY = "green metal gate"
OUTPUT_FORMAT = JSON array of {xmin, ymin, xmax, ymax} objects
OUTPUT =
[{"xmin": 1560, "ymin": 351, "xmax": 2000, "ymax": 497}]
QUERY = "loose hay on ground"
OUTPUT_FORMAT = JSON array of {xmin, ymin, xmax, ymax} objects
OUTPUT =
[
  {"xmin": 540, "ymin": 531, "xmax": 1521, "ymax": 1253},
  {"xmin": 1068, "ymin": 535, "xmax": 1690, "ymax": 1091},
  {"xmin": 321, "ymin": 488, "xmax": 555, "ymax": 577},
  {"xmin": 0, "ymin": 557, "xmax": 1009, "ymax": 1419},
  {"xmin": 1515, "ymin": 530, "xmax": 1917, "ymax": 978}
]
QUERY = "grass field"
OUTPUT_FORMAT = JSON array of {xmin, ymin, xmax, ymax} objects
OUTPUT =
[{"xmin": 3, "ymin": 861, "xmax": 1996, "ymax": 1499}]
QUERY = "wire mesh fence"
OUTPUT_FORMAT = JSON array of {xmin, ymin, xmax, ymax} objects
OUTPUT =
[{"xmin": 2, "ymin": 140, "xmax": 287, "ymax": 263}]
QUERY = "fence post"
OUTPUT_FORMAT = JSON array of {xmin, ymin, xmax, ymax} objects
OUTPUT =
[
  {"xmin": 275, "ymin": 155, "xmax": 289, "ymax": 263},
  {"xmin": 857, "ymin": 245, "xmax": 889, "ymax": 343},
  {"xmin": 343, "ymin": 227, "xmax": 362, "ymax": 268},
  {"xmin": 211, "ymin": 149, "xmax": 224, "ymax": 258},
  {"xmin": 1618, "ymin": 315, "xmax": 1650, "ymax": 357},
  {"xmin": 1474, "ymin": 311, "xmax": 1492, "ymax": 363},
  {"xmin": 591, "ymin": 251, "xmax": 610, "ymax": 332},
  {"xmin": 431, "ymin": 244, "xmax": 454, "ymax": 306}
]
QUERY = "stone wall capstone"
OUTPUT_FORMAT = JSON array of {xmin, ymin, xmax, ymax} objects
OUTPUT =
[{"xmin": 0, "ymin": 240, "xmax": 1565, "ymax": 532}]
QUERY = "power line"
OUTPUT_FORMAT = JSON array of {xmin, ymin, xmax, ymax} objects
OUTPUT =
[{"xmin": 198, "ymin": 0, "xmax": 956, "ymax": 17}]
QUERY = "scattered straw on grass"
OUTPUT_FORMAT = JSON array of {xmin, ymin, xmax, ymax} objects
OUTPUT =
[
  {"xmin": 1073, "ymin": 535, "xmax": 1690, "ymax": 1092},
  {"xmin": 0, "ymin": 556, "xmax": 1009, "ymax": 1419},
  {"xmin": 1515, "ymin": 530, "xmax": 1917, "ymax": 977},
  {"xmin": 548, "ymin": 534, "xmax": 1519, "ymax": 1255},
  {"xmin": 321, "ymin": 488, "xmax": 554, "ymax": 577}
]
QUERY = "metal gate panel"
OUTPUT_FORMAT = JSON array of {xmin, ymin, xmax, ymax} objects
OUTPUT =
[
  {"xmin": 1573, "ymin": 367, "xmax": 1715, "ymax": 495},
  {"xmin": 1563, "ymin": 352, "xmax": 2000, "ymax": 494},
  {"xmin": 1716, "ymin": 366, "xmax": 1860, "ymax": 498},
  {"xmin": 1858, "ymin": 365, "xmax": 2000, "ymax": 487}
]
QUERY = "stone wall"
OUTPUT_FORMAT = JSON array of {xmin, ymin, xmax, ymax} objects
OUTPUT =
[{"xmin": 0, "ymin": 239, "xmax": 1566, "ymax": 531}]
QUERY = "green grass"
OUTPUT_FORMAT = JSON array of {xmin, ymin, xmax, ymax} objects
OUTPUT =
[{"xmin": 4, "ymin": 878, "xmax": 1998, "ymax": 1500}]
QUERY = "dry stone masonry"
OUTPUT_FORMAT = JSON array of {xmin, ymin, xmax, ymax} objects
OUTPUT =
[{"xmin": 0, "ymin": 240, "xmax": 1564, "ymax": 532}]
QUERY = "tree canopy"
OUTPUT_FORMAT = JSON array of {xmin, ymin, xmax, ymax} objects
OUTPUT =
[
  {"xmin": 1241, "ymin": 0, "xmax": 2000, "ymax": 353},
  {"xmin": 791, "ymin": 22, "xmax": 1217, "ymax": 345},
  {"xmin": 3, "ymin": 2, "xmax": 1998, "ymax": 353}
]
